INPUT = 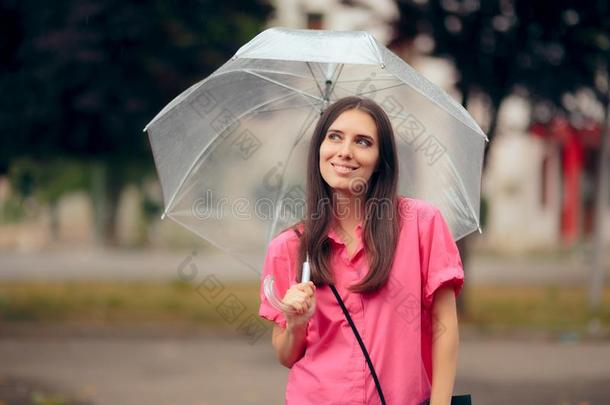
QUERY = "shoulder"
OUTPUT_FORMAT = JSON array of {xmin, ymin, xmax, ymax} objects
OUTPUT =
[
  {"xmin": 397, "ymin": 195, "xmax": 440, "ymax": 224},
  {"xmin": 266, "ymin": 223, "xmax": 302, "ymax": 256}
]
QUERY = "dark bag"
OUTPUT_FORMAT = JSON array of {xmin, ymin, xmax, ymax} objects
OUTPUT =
[
  {"xmin": 329, "ymin": 284, "xmax": 472, "ymax": 405},
  {"xmin": 419, "ymin": 396, "xmax": 471, "ymax": 405}
]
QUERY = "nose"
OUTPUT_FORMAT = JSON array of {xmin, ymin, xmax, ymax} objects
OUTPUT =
[{"xmin": 337, "ymin": 139, "xmax": 353, "ymax": 159}]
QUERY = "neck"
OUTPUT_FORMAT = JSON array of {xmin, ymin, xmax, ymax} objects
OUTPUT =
[{"xmin": 332, "ymin": 191, "xmax": 365, "ymax": 229}]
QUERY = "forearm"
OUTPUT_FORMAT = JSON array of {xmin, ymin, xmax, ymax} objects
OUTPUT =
[
  {"xmin": 429, "ymin": 288, "xmax": 459, "ymax": 405},
  {"xmin": 272, "ymin": 322, "xmax": 308, "ymax": 368}
]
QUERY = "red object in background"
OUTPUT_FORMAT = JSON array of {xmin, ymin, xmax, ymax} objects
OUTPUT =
[
  {"xmin": 529, "ymin": 117, "xmax": 586, "ymax": 245},
  {"xmin": 579, "ymin": 121, "xmax": 602, "ymax": 148},
  {"xmin": 561, "ymin": 134, "xmax": 583, "ymax": 245},
  {"xmin": 530, "ymin": 122, "xmax": 548, "ymax": 139}
]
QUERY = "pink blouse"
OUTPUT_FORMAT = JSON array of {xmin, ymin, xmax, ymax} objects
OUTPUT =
[{"xmin": 258, "ymin": 196, "xmax": 464, "ymax": 405}]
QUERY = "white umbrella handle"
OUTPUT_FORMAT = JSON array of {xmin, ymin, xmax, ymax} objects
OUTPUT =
[
  {"xmin": 263, "ymin": 259, "xmax": 311, "ymax": 315},
  {"xmin": 301, "ymin": 259, "xmax": 310, "ymax": 283}
]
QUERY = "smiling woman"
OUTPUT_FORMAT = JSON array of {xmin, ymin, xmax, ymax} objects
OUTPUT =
[{"xmin": 258, "ymin": 96, "xmax": 468, "ymax": 405}]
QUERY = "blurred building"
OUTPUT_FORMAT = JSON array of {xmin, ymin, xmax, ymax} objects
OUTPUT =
[
  {"xmin": 483, "ymin": 95, "xmax": 610, "ymax": 253},
  {"xmin": 269, "ymin": 0, "xmax": 398, "ymax": 43}
]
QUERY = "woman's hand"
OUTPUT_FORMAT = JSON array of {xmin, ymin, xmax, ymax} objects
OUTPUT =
[
  {"xmin": 271, "ymin": 281, "xmax": 316, "ymax": 368},
  {"xmin": 282, "ymin": 281, "xmax": 316, "ymax": 329}
]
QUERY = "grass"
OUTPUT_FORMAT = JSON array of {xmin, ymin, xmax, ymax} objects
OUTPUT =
[
  {"xmin": 0, "ymin": 279, "xmax": 261, "ymax": 327},
  {"xmin": 0, "ymin": 281, "xmax": 609, "ymax": 337},
  {"xmin": 462, "ymin": 285, "xmax": 610, "ymax": 336}
]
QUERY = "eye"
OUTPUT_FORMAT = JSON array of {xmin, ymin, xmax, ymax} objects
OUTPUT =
[
  {"xmin": 357, "ymin": 137, "xmax": 373, "ymax": 146},
  {"xmin": 327, "ymin": 132, "xmax": 340, "ymax": 140}
]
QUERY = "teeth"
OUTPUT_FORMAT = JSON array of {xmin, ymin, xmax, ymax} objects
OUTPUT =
[{"xmin": 333, "ymin": 163, "xmax": 356, "ymax": 173}]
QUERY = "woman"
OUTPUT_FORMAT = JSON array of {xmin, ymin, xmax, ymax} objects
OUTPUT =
[{"xmin": 259, "ymin": 96, "xmax": 464, "ymax": 405}]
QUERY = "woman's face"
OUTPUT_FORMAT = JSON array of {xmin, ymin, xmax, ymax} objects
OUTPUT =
[{"xmin": 319, "ymin": 108, "xmax": 380, "ymax": 196}]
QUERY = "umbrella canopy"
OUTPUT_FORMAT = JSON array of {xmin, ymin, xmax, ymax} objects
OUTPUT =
[{"xmin": 144, "ymin": 27, "xmax": 487, "ymax": 275}]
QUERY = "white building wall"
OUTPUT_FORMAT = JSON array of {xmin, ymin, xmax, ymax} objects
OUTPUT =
[
  {"xmin": 270, "ymin": 0, "xmax": 399, "ymax": 44},
  {"xmin": 483, "ymin": 132, "xmax": 562, "ymax": 253},
  {"xmin": 482, "ymin": 95, "xmax": 562, "ymax": 253}
]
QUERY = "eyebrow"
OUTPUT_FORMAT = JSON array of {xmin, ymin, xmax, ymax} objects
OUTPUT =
[{"xmin": 327, "ymin": 129, "xmax": 375, "ymax": 141}]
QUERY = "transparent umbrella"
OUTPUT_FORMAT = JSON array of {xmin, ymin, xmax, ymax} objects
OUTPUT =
[{"xmin": 143, "ymin": 27, "xmax": 488, "ymax": 312}]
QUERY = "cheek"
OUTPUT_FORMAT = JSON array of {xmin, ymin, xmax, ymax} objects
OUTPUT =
[
  {"xmin": 361, "ymin": 150, "xmax": 380, "ymax": 169},
  {"xmin": 319, "ymin": 142, "xmax": 334, "ymax": 161}
]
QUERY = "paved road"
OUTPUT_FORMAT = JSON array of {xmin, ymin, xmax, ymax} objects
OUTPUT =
[
  {"xmin": 0, "ymin": 249, "xmax": 609, "ymax": 285},
  {"xmin": 0, "ymin": 330, "xmax": 608, "ymax": 405}
]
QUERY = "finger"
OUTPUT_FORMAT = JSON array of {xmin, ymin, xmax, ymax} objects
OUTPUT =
[
  {"xmin": 295, "ymin": 291, "xmax": 308, "ymax": 300},
  {"xmin": 296, "ymin": 303, "xmax": 306, "ymax": 315},
  {"xmin": 298, "ymin": 284, "xmax": 313, "ymax": 296}
]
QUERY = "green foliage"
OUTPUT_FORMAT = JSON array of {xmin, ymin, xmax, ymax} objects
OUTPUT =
[
  {"xmin": 31, "ymin": 391, "xmax": 69, "ymax": 405},
  {"xmin": 0, "ymin": 0, "xmax": 273, "ymax": 171},
  {"xmin": 0, "ymin": 193, "xmax": 27, "ymax": 223},
  {"xmin": 141, "ymin": 191, "xmax": 162, "ymax": 223},
  {"xmin": 9, "ymin": 158, "xmax": 90, "ymax": 203},
  {"xmin": 0, "ymin": 0, "xmax": 273, "ymax": 243},
  {"xmin": 394, "ymin": 1, "xmax": 610, "ymax": 138}
]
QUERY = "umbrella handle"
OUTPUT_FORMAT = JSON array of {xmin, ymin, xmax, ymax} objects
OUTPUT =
[
  {"xmin": 263, "ymin": 260, "xmax": 311, "ymax": 315},
  {"xmin": 301, "ymin": 260, "xmax": 311, "ymax": 283}
]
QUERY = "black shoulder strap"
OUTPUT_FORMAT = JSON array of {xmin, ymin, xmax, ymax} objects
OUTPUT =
[{"xmin": 329, "ymin": 285, "xmax": 386, "ymax": 405}]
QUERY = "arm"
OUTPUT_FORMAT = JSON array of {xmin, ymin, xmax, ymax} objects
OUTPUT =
[
  {"xmin": 271, "ymin": 281, "xmax": 316, "ymax": 368},
  {"xmin": 271, "ymin": 323, "xmax": 308, "ymax": 368},
  {"xmin": 428, "ymin": 285, "xmax": 459, "ymax": 405}
]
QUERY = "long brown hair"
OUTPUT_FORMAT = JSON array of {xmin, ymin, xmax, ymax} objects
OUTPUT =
[{"xmin": 290, "ymin": 96, "xmax": 401, "ymax": 293}]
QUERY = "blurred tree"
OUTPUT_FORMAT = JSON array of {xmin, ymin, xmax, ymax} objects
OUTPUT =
[
  {"xmin": 0, "ymin": 0, "xmax": 273, "ymax": 245},
  {"xmin": 8, "ymin": 158, "xmax": 89, "ymax": 237},
  {"xmin": 394, "ymin": 0, "xmax": 603, "ymax": 143}
]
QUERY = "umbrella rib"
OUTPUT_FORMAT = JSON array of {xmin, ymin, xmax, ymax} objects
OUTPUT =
[
  {"xmin": 356, "ymin": 82, "xmax": 408, "ymax": 97},
  {"xmin": 335, "ymin": 78, "xmax": 400, "ymax": 84},
  {"xmin": 144, "ymin": 68, "xmax": 316, "ymax": 132},
  {"xmin": 244, "ymin": 69, "xmax": 324, "ymax": 102},
  {"xmin": 251, "ymin": 100, "xmax": 323, "ymax": 114},
  {"xmin": 213, "ymin": 67, "xmax": 314, "ymax": 82},
  {"xmin": 306, "ymin": 62, "xmax": 325, "ymax": 99},
  {"xmin": 327, "ymin": 63, "xmax": 344, "ymax": 98},
  {"xmin": 383, "ymin": 53, "xmax": 488, "ymax": 141},
  {"xmin": 443, "ymin": 157, "xmax": 482, "ymax": 234},
  {"xmin": 326, "ymin": 81, "xmax": 407, "ymax": 99}
]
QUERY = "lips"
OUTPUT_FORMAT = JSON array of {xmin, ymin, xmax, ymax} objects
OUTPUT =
[
  {"xmin": 331, "ymin": 162, "xmax": 358, "ymax": 174},
  {"xmin": 331, "ymin": 163, "xmax": 358, "ymax": 170}
]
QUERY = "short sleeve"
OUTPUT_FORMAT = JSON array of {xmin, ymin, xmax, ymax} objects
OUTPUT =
[
  {"xmin": 258, "ymin": 235, "xmax": 295, "ymax": 329},
  {"xmin": 420, "ymin": 207, "xmax": 464, "ymax": 310}
]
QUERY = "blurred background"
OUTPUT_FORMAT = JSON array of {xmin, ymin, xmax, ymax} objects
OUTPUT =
[{"xmin": 1, "ymin": 0, "xmax": 609, "ymax": 404}]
